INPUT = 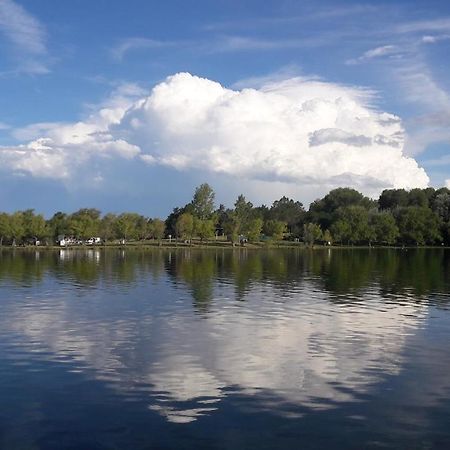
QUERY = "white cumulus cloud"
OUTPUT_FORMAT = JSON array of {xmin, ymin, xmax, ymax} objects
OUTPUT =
[
  {"xmin": 121, "ymin": 72, "xmax": 428, "ymax": 190},
  {"xmin": 1, "ymin": 72, "xmax": 429, "ymax": 196}
]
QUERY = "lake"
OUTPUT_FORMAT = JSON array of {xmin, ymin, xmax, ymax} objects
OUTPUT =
[{"xmin": 0, "ymin": 248, "xmax": 449, "ymax": 449}]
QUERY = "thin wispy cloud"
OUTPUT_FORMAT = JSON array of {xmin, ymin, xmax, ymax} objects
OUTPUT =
[
  {"xmin": 392, "ymin": 61, "xmax": 450, "ymax": 157},
  {"xmin": 423, "ymin": 154, "xmax": 450, "ymax": 167},
  {"xmin": 203, "ymin": 4, "xmax": 379, "ymax": 31},
  {"xmin": 210, "ymin": 35, "xmax": 316, "ymax": 52},
  {"xmin": 422, "ymin": 34, "xmax": 450, "ymax": 44},
  {"xmin": 112, "ymin": 37, "xmax": 174, "ymax": 61},
  {"xmin": 0, "ymin": 0, "xmax": 49, "ymax": 74},
  {"xmin": 397, "ymin": 63, "xmax": 450, "ymax": 111},
  {"xmin": 346, "ymin": 44, "xmax": 399, "ymax": 65},
  {"xmin": 396, "ymin": 17, "xmax": 450, "ymax": 34},
  {"xmin": 112, "ymin": 34, "xmax": 331, "ymax": 61}
]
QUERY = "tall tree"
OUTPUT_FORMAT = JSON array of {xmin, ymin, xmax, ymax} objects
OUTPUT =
[
  {"xmin": 309, "ymin": 188, "xmax": 375, "ymax": 229},
  {"xmin": 68, "ymin": 208, "xmax": 101, "ymax": 239},
  {"xmin": 269, "ymin": 196, "xmax": 305, "ymax": 235},
  {"xmin": 47, "ymin": 212, "xmax": 69, "ymax": 240},
  {"xmin": 192, "ymin": 183, "xmax": 215, "ymax": 219},
  {"xmin": 234, "ymin": 194, "xmax": 254, "ymax": 235}
]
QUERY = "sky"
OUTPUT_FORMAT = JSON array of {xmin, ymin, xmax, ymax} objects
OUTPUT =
[{"xmin": 0, "ymin": 0, "xmax": 449, "ymax": 217}]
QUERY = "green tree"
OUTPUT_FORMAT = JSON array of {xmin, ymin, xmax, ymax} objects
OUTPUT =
[
  {"xmin": 223, "ymin": 211, "xmax": 240, "ymax": 245},
  {"xmin": 408, "ymin": 188, "xmax": 429, "ymax": 208},
  {"xmin": 396, "ymin": 207, "xmax": 441, "ymax": 245},
  {"xmin": 323, "ymin": 229, "xmax": 332, "ymax": 245},
  {"xmin": 149, "ymin": 218, "xmax": 166, "ymax": 244},
  {"xmin": 9, "ymin": 212, "xmax": 25, "ymax": 246},
  {"xmin": 22, "ymin": 209, "xmax": 48, "ymax": 243},
  {"xmin": 115, "ymin": 213, "xmax": 140, "ymax": 241},
  {"xmin": 369, "ymin": 212, "xmax": 399, "ymax": 245},
  {"xmin": 335, "ymin": 205, "xmax": 372, "ymax": 244},
  {"xmin": 192, "ymin": 183, "xmax": 215, "ymax": 219},
  {"xmin": 135, "ymin": 215, "xmax": 149, "ymax": 240},
  {"xmin": 378, "ymin": 189, "xmax": 409, "ymax": 210},
  {"xmin": 303, "ymin": 223, "xmax": 322, "ymax": 246},
  {"xmin": 234, "ymin": 194, "xmax": 255, "ymax": 235},
  {"xmin": 309, "ymin": 187, "xmax": 375, "ymax": 229},
  {"xmin": 165, "ymin": 207, "xmax": 184, "ymax": 237},
  {"xmin": 247, "ymin": 218, "xmax": 263, "ymax": 242},
  {"xmin": 0, "ymin": 213, "xmax": 11, "ymax": 246},
  {"xmin": 268, "ymin": 196, "xmax": 305, "ymax": 235},
  {"xmin": 47, "ymin": 212, "xmax": 69, "ymax": 241},
  {"xmin": 175, "ymin": 213, "xmax": 194, "ymax": 241},
  {"xmin": 431, "ymin": 189, "xmax": 450, "ymax": 245},
  {"xmin": 68, "ymin": 208, "xmax": 101, "ymax": 239},
  {"xmin": 330, "ymin": 219, "xmax": 351, "ymax": 244},
  {"xmin": 431, "ymin": 189, "xmax": 450, "ymax": 222},
  {"xmin": 215, "ymin": 204, "xmax": 228, "ymax": 234},
  {"xmin": 264, "ymin": 219, "xmax": 287, "ymax": 241},
  {"xmin": 99, "ymin": 213, "xmax": 117, "ymax": 242},
  {"xmin": 194, "ymin": 218, "xmax": 215, "ymax": 242}
]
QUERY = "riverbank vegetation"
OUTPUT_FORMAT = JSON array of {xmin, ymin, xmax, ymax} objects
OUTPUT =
[{"xmin": 0, "ymin": 184, "xmax": 449, "ymax": 247}]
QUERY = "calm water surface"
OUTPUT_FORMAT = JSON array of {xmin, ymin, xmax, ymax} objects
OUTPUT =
[{"xmin": 0, "ymin": 248, "xmax": 450, "ymax": 449}]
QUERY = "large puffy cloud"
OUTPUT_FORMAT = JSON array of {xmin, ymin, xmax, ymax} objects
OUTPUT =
[{"xmin": 0, "ymin": 72, "xmax": 429, "ymax": 195}]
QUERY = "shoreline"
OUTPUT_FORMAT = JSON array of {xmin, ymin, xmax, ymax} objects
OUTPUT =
[{"xmin": 1, "ymin": 243, "xmax": 449, "ymax": 251}]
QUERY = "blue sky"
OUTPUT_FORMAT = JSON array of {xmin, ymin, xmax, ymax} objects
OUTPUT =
[{"xmin": 0, "ymin": 0, "xmax": 449, "ymax": 217}]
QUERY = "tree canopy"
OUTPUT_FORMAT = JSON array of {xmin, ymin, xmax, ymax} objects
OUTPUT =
[{"xmin": 0, "ymin": 184, "xmax": 448, "ymax": 247}]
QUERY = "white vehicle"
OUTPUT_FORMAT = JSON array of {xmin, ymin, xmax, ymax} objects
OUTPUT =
[{"xmin": 86, "ymin": 237, "xmax": 101, "ymax": 245}]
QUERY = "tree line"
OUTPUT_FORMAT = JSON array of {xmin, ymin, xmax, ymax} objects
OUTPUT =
[{"xmin": 0, "ymin": 184, "xmax": 449, "ymax": 246}]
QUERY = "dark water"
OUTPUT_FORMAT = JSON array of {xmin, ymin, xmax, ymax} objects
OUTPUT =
[{"xmin": 1, "ymin": 248, "xmax": 450, "ymax": 449}]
